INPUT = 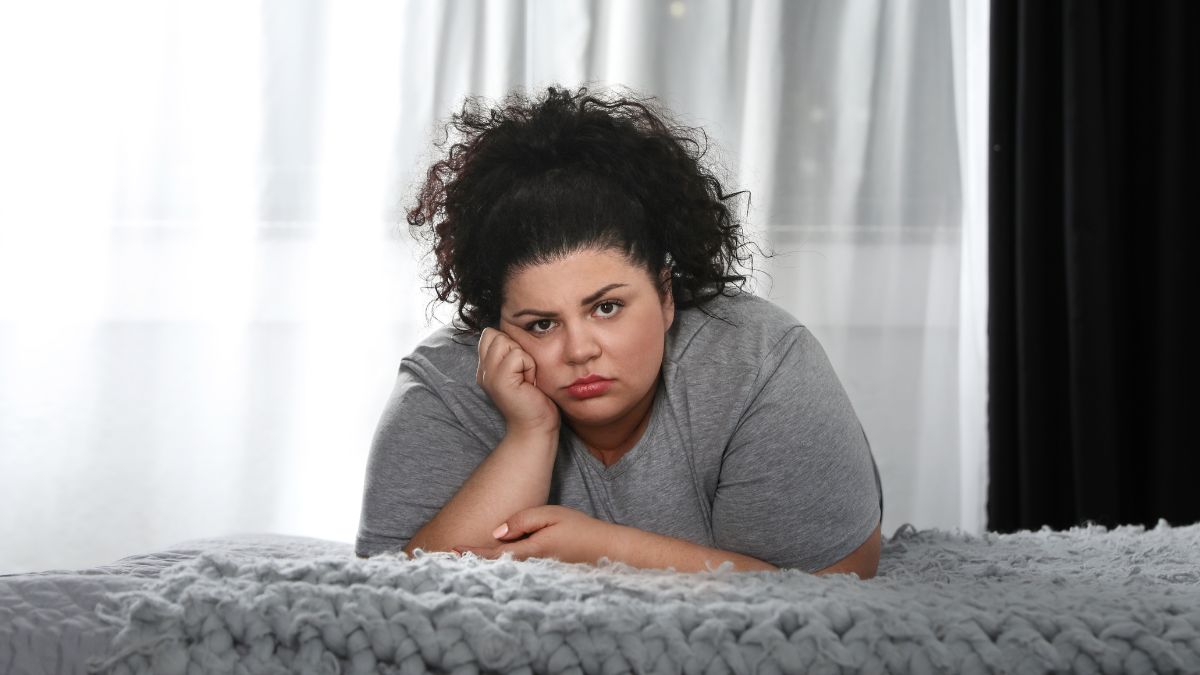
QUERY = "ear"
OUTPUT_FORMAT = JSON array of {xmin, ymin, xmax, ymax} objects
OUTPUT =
[{"xmin": 659, "ymin": 266, "xmax": 675, "ymax": 331}]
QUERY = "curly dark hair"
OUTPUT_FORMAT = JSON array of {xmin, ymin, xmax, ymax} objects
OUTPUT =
[{"xmin": 407, "ymin": 85, "xmax": 762, "ymax": 335}]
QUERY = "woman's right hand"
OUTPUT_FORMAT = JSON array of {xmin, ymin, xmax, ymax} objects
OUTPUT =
[{"xmin": 477, "ymin": 327, "xmax": 560, "ymax": 435}]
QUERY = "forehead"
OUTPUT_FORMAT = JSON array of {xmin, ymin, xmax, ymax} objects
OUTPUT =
[{"xmin": 503, "ymin": 248, "xmax": 649, "ymax": 300}]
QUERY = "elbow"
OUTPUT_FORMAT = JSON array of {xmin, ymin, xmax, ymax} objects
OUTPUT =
[
  {"xmin": 402, "ymin": 536, "xmax": 456, "ymax": 557},
  {"xmin": 356, "ymin": 535, "xmax": 419, "ymax": 560}
]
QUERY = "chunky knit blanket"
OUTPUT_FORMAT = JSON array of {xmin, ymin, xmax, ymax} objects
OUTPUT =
[{"xmin": 83, "ymin": 521, "xmax": 1200, "ymax": 674}]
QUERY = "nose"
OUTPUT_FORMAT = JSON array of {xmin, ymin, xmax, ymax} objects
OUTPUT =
[{"xmin": 563, "ymin": 323, "xmax": 601, "ymax": 365}]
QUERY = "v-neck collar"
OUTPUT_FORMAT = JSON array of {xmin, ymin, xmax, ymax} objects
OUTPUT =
[{"xmin": 566, "ymin": 379, "xmax": 664, "ymax": 481}]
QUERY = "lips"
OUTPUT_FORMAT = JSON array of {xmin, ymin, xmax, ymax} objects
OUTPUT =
[
  {"xmin": 565, "ymin": 375, "xmax": 613, "ymax": 400},
  {"xmin": 568, "ymin": 374, "xmax": 610, "ymax": 387}
]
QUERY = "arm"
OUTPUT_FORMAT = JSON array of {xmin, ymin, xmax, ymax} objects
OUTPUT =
[
  {"xmin": 455, "ymin": 507, "xmax": 880, "ymax": 577},
  {"xmin": 609, "ymin": 523, "xmax": 779, "ymax": 572},
  {"xmin": 613, "ymin": 521, "xmax": 880, "ymax": 577},
  {"xmin": 404, "ymin": 425, "xmax": 558, "ymax": 556},
  {"xmin": 453, "ymin": 504, "xmax": 888, "ymax": 571},
  {"xmin": 454, "ymin": 505, "xmax": 778, "ymax": 572},
  {"xmin": 356, "ymin": 359, "xmax": 557, "ymax": 559},
  {"xmin": 358, "ymin": 327, "xmax": 561, "ymax": 559}
]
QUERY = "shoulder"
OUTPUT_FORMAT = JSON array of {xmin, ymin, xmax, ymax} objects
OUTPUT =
[
  {"xmin": 384, "ymin": 325, "xmax": 505, "ymax": 444},
  {"xmin": 665, "ymin": 289, "xmax": 806, "ymax": 371},
  {"xmin": 398, "ymin": 324, "xmax": 481, "ymax": 388}
]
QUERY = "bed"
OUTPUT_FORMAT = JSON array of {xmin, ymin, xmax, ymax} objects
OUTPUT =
[{"xmin": 2, "ymin": 522, "xmax": 1197, "ymax": 674}]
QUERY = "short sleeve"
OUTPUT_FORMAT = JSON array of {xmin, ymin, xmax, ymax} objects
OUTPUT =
[
  {"xmin": 355, "ymin": 360, "xmax": 492, "ymax": 558},
  {"xmin": 710, "ymin": 327, "xmax": 882, "ymax": 572}
]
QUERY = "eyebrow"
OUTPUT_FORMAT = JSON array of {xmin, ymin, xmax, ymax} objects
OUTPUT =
[{"xmin": 510, "ymin": 283, "xmax": 630, "ymax": 319}]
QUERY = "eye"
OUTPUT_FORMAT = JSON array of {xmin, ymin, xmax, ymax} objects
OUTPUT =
[
  {"xmin": 524, "ymin": 300, "xmax": 623, "ymax": 336},
  {"xmin": 595, "ymin": 300, "xmax": 623, "ymax": 318},
  {"xmin": 526, "ymin": 319, "xmax": 555, "ymax": 335}
]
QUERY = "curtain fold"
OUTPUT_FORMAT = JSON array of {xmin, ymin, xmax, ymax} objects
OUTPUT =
[
  {"xmin": 988, "ymin": 0, "xmax": 1197, "ymax": 532},
  {"xmin": 950, "ymin": 0, "xmax": 990, "ymax": 535}
]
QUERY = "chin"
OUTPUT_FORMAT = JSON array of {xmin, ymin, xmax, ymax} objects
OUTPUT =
[{"xmin": 560, "ymin": 400, "xmax": 626, "ymax": 426}]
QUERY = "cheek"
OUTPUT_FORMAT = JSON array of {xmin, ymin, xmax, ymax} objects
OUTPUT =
[
  {"xmin": 519, "ymin": 343, "xmax": 557, "ymax": 390},
  {"xmin": 621, "ymin": 328, "xmax": 666, "ymax": 373},
  {"xmin": 641, "ymin": 342, "xmax": 666, "ymax": 374}
]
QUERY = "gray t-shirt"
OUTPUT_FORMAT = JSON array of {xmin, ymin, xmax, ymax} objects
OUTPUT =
[{"xmin": 356, "ymin": 290, "xmax": 883, "ymax": 572}]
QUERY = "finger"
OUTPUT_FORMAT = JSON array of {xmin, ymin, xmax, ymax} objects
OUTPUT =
[
  {"xmin": 462, "ymin": 545, "xmax": 521, "ymax": 561},
  {"xmin": 478, "ymin": 327, "xmax": 495, "ymax": 360},
  {"xmin": 498, "ymin": 348, "xmax": 536, "ymax": 386},
  {"xmin": 499, "ymin": 505, "xmax": 558, "ymax": 539},
  {"xmin": 476, "ymin": 329, "xmax": 488, "ymax": 382},
  {"xmin": 495, "ymin": 540, "xmax": 535, "ymax": 562},
  {"xmin": 482, "ymin": 333, "xmax": 516, "ymax": 374},
  {"xmin": 522, "ymin": 351, "xmax": 538, "ymax": 387},
  {"xmin": 478, "ymin": 329, "xmax": 513, "ymax": 385}
]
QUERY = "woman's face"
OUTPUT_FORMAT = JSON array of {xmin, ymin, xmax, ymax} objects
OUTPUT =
[{"xmin": 498, "ymin": 246, "xmax": 674, "ymax": 432}]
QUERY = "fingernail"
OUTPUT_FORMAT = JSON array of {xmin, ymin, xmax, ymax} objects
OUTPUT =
[{"xmin": 492, "ymin": 523, "xmax": 508, "ymax": 539}]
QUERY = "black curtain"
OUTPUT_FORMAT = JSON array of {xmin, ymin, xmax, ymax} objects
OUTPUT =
[{"xmin": 988, "ymin": 0, "xmax": 1198, "ymax": 532}]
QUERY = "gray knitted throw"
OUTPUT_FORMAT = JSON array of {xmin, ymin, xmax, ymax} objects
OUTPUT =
[{"xmin": 90, "ymin": 521, "xmax": 1200, "ymax": 674}]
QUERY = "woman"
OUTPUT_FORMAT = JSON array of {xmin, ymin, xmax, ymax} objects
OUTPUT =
[{"xmin": 356, "ymin": 86, "xmax": 883, "ymax": 576}]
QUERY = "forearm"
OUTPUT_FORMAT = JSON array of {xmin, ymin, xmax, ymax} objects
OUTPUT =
[
  {"xmin": 608, "ymin": 524, "xmax": 779, "ymax": 573},
  {"xmin": 405, "ymin": 426, "xmax": 558, "ymax": 555}
]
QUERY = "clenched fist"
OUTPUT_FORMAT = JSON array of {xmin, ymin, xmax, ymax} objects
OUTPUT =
[{"xmin": 476, "ymin": 327, "xmax": 560, "ymax": 435}]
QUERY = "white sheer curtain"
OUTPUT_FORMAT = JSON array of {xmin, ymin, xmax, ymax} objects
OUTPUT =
[{"xmin": 0, "ymin": 0, "xmax": 988, "ymax": 574}]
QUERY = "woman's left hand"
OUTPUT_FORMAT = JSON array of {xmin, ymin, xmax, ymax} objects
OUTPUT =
[{"xmin": 453, "ymin": 506, "xmax": 618, "ymax": 565}]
